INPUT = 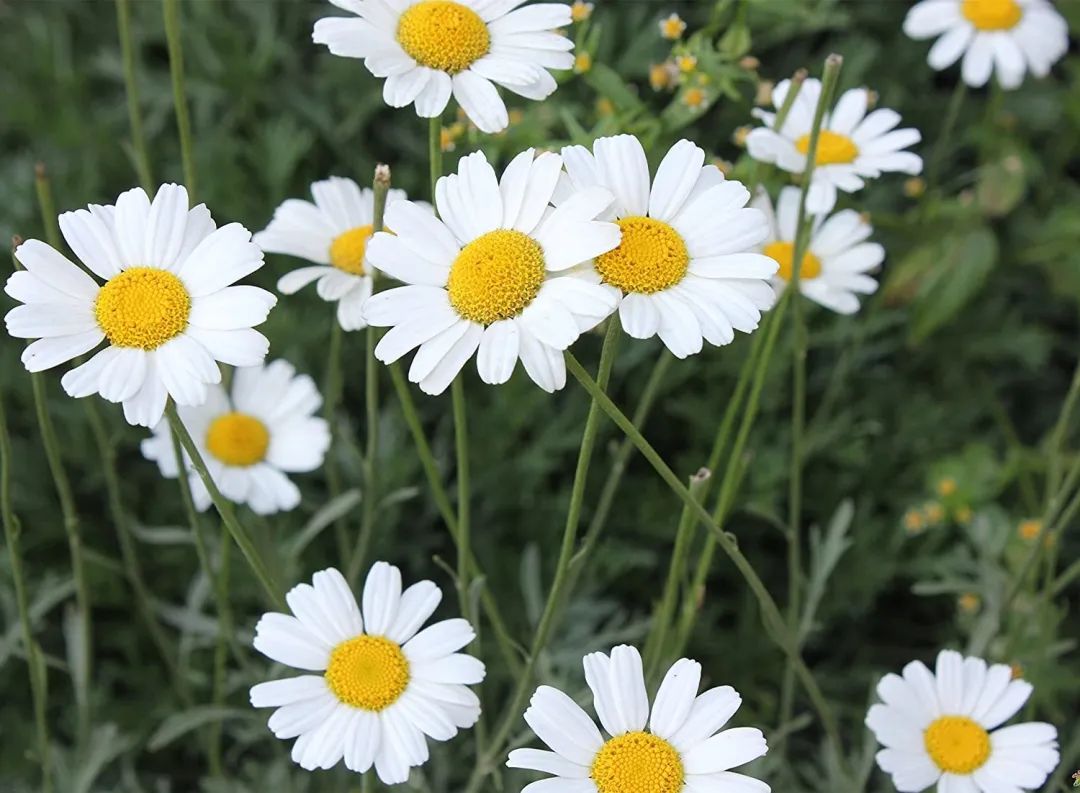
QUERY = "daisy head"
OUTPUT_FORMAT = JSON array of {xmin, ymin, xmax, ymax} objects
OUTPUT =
[
  {"xmin": 904, "ymin": 0, "xmax": 1068, "ymax": 89},
  {"xmin": 254, "ymin": 176, "xmax": 422, "ymax": 332},
  {"xmin": 251, "ymin": 562, "xmax": 485, "ymax": 783},
  {"xmin": 312, "ymin": 0, "xmax": 575, "ymax": 134},
  {"xmin": 556, "ymin": 135, "xmax": 778, "ymax": 358},
  {"xmin": 141, "ymin": 359, "xmax": 330, "ymax": 515},
  {"xmin": 746, "ymin": 79, "xmax": 923, "ymax": 213},
  {"xmin": 866, "ymin": 649, "xmax": 1060, "ymax": 792},
  {"xmin": 363, "ymin": 148, "xmax": 621, "ymax": 395},
  {"xmin": 508, "ymin": 644, "xmax": 770, "ymax": 793},
  {"xmin": 5, "ymin": 184, "xmax": 275, "ymax": 427},
  {"xmin": 755, "ymin": 186, "xmax": 883, "ymax": 315}
]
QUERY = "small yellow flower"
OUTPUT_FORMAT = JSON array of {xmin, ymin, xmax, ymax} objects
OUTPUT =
[
  {"xmin": 440, "ymin": 126, "xmax": 457, "ymax": 152},
  {"xmin": 571, "ymin": 0, "xmax": 593, "ymax": 22},
  {"xmin": 866, "ymin": 89, "xmax": 879, "ymax": 109},
  {"xmin": 732, "ymin": 125, "xmax": 751, "ymax": 147},
  {"xmin": 659, "ymin": 12, "xmax": 686, "ymax": 40},
  {"xmin": 507, "ymin": 109, "xmax": 524, "ymax": 126},
  {"xmin": 574, "ymin": 52, "xmax": 593, "ymax": 73},
  {"xmin": 683, "ymin": 87, "xmax": 706, "ymax": 109},
  {"xmin": 713, "ymin": 158, "xmax": 734, "ymax": 176},
  {"xmin": 755, "ymin": 80, "xmax": 775, "ymax": 107},
  {"xmin": 925, "ymin": 502, "xmax": 945, "ymax": 524},
  {"xmin": 958, "ymin": 593, "xmax": 980, "ymax": 614},
  {"xmin": 954, "ymin": 505, "xmax": 973, "ymax": 525},
  {"xmin": 903, "ymin": 176, "xmax": 927, "ymax": 198},
  {"xmin": 1018, "ymin": 519, "xmax": 1042, "ymax": 541},
  {"xmin": 903, "ymin": 508, "xmax": 927, "ymax": 534},
  {"xmin": 649, "ymin": 62, "xmax": 673, "ymax": 91},
  {"xmin": 596, "ymin": 97, "xmax": 615, "ymax": 117},
  {"xmin": 1010, "ymin": 662, "xmax": 1024, "ymax": 680},
  {"xmin": 676, "ymin": 54, "xmax": 697, "ymax": 73},
  {"xmin": 936, "ymin": 477, "xmax": 958, "ymax": 497}
]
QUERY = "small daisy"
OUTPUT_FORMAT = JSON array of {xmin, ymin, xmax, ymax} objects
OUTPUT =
[
  {"xmin": 251, "ymin": 563, "xmax": 484, "ymax": 783},
  {"xmin": 141, "ymin": 359, "xmax": 330, "ymax": 515},
  {"xmin": 5, "ymin": 184, "xmax": 275, "ymax": 427},
  {"xmin": 363, "ymin": 148, "xmax": 621, "ymax": 395},
  {"xmin": 866, "ymin": 649, "xmax": 1060, "ymax": 792},
  {"xmin": 746, "ymin": 79, "xmax": 923, "ymax": 213},
  {"xmin": 904, "ymin": 0, "xmax": 1068, "ymax": 89},
  {"xmin": 508, "ymin": 645, "xmax": 770, "ymax": 792},
  {"xmin": 254, "ymin": 177, "xmax": 421, "ymax": 332},
  {"xmin": 555, "ymin": 135, "xmax": 778, "ymax": 358},
  {"xmin": 312, "ymin": 0, "xmax": 575, "ymax": 134},
  {"xmin": 659, "ymin": 12, "xmax": 686, "ymax": 40},
  {"xmin": 755, "ymin": 186, "xmax": 883, "ymax": 315}
]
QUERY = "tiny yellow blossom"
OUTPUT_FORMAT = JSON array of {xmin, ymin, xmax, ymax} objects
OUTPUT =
[
  {"xmin": 958, "ymin": 593, "xmax": 980, "ymax": 614},
  {"xmin": 659, "ymin": 12, "xmax": 686, "ymax": 40},
  {"xmin": 866, "ymin": 89, "xmax": 879, "ymax": 109},
  {"xmin": 1010, "ymin": 662, "xmax": 1024, "ymax": 680},
  {"xmin": 732, "ymin": 125, "xmax": 751, "ymax": 147},
  {"xmin": 683, "ymin": 87, "xmax": 706, "ymax": 109},
  {"xmin": 596, "ymin": 97, "xmax": 615, "ymax": 117},
  {"xmin": 954, "ymin": 505, "xmax": 973, "ymax": 525},
  {"xmin": 925, "ymin": 502, "xmax": 945, "ymax": 524},
  {"xmin": 571, "ymin": 0, "xmax": 593, "ymax": 22},
  {"xmin": 507, "ymin": 109, "xmax": 524, "ymax": 126},
  {"xmin": 903, "ymin": 508, "xmax": 926, "ymax": 534},
  {"xmin": 574, "ymin": 52, "xmax": 593, "ymax": 73},
  {"xmin": 676, "ymin": 54, "xmax": 697, "ymax": 73},
  {"xmin": 936, "ymin": 477, "xmax": 958, "ymax": 497},
  {"xmin": 440, "ymin": 126, "xmax": 457, "ymax": 153},
  {"xmin": 755, "ymin": 80, "xmax": 775, "ymax": 107},
  {"xmin": 1019, "ymin": 519, "xmax": 1042, "ymax": 541},
  {"xmin": 713, "ymin": 158, "xmax": 734, "ymax": 176},
  {"xmin": 903, "ymin": 177, "xmax": 926, "ymax": 198},
  {"xmin": 650, "ymin": 61, "xmax": 676, "ymax": 91}
]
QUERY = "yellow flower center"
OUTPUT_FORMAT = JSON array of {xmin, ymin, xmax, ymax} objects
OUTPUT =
[
  {"xmin": 796, "ymin": 130, "xmax": 859, "ymax": 166},
  {"xmin": 924, "ymin": 716, "xmax": 991, "ymax": 775},
  {"xmin": 595, "ymin": 217, "xmax": 689, "ymax": 294},
  {"xmin": 329, "ymin": 225, "xmax": 374, "ymax": 276},
  {"xmin": 396, "ymin": 0, "xmax": 490, "ymax": 74},
  {"xmin": 447, "ymin": 229, "xmax": 545, "ymax": 325},
  {"xmin": 93, "ymin": 267, "xmax": 191, "ymax": 350},
  {"xmin": 205, "ymin": 412, "xmax": 271, "ymax": 467},
  {"xmin": 324, "ymin": 635, "xmax": 410, "ymax": 711},
  {"xmin": 962, "ymin": 0, "xmax": 1023, "ymax": 30},
  {"xmin": 591, "ymin": 732, "xmax": 685, "ymax": 793},
  {"xmin": 764, "ymin": 241, "xmax": 822, "ymax": 282}
]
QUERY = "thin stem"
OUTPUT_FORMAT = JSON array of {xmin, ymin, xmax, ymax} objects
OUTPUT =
[
  {"xmin": 162, "ymin": 0, "xmax": 196, "ymax": 198},
  {"xmin": 1046, "ymin": 356, "xmax": 1080, "ymax": 503},
  {"xmin": 747, "ymin": 68, "xmax": 807, "ymax": 191},
  {"xmin": 114, "ymin": 0, "xmax": 153, "ymax": 190},
  {"xmin": 452, "ymin": 379, "xmax": 472, "ymax": 613},
  {"xmin": 209, "ymin": 524, "xmax": 232, "ymax": 777},
  {"xmin": 429, "ymin": 116, "xmax": 443, "ymax": 202},
  {"xmin": 927, "ymin": 81, "xmax": 967, "ymax": 191},
  {"xmin": 324, "ymin": 318, "xmax": 351, "ymax": 566}
]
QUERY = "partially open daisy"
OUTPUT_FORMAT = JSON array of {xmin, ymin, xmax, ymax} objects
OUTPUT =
[
  {"xmin": 5, "ymin": 184, "xmax": 275, "ymax": 427},
  {"xmin": 312, "ymin": 0, "xmax": 574, "ymax": 134},
  {"xmin": 755, "ymin": 186, "xmax": 883, "ymax": 315},
  {"xmin": 508, "ymin": 645, "xmax": 770, "ymax": 793},
  {"xmin": 904, "ymin": 0, "xmax": 1068, "ymax": 89},
  {"xmin": 363, "ymin": 148, "xmax": 621, "ymax": 395},
  {"xmin": 746, "ymin": 79, "xmax": 923, "ymax": 213},
  {"xmin": 141, "ymin": 359, "xmax": 329, "ymax": 515},
  {"xmin": 866, "ymin": 649, "xmax": 1060, "ymax": 792},
  {"xmin": 255, "ymin": 177, "xmax": 420, "ymax": 331},
  {"xmin": 556, "ymin": 135, "xmax": 778, "ymax": 358},
  {"xmin": 251, "ymin": 563, "xmax": 484, "ymax": 783}
]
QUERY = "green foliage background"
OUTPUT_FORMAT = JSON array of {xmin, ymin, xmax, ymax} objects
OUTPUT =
[{"xmin": 1, "ymin": 0, "xmax": 1078, "ymax": 790}]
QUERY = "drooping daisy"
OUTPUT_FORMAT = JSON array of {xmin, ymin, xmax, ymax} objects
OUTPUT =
[
  {"xmin": 866, "ymin": 649, "xmax": 1060, "ymax": 792},
  {"xmin": 141, "ymin": 359, "xmax": 330, "ymax": 515},
  {"xmin": 555, "ymin": 135, "xmax": 778, "ymax": 358},
  {"xmin": 251, "ymin": 563, "xmax": 484, "ymax": 783},
  {"xmin": 746, "ymin": 79, "xmax": 923, "ymax": 213},
  {"xmin": 903, "ymin": 0, "xmax": 1068, "ymax": 89},
  {"xmin": 508, "ymin": 645, "xmax": 770, "ymax": 792},
  {"xmin": 254, "ymin": 177, "xmax": 420, "ymax": 332},
  {"xmin": 755, "ymin": 186, "xmax": 883, "ymax": 315},
  {"xmin": 312, "ymin": 0, "xmax": 574, "ymax": 134},
  {"xmin": 5, "ymin": 184, "xmax": 275, "ymax": 428},
  {"xmin": 363, "ymin": 148, "xmax": 621, "ymax": 395}
]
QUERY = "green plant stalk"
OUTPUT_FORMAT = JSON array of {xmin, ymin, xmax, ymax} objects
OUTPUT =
[
  {"xmin": 451, "ymin": 379, "xmax": 472, "ymax": 612},
  {"xmin": 114, "ymin": 0, "xmax": 153, "ymax": 190},
  {"xmin": 464, "ymin": 321, "xmax": 621, "ymax": 793},
  {"xmin": 162, "ymin": 0, "xmax": 196, "ymax": 198},
  {"xmin": 209, "ymin": 525, "xmax": 233, "ymax": 777},
  {"xmin": 1046, "ymin": 356, "xmax": 1080, "ymax": 503},
  {"xmin": 747, "ymin": 68, "xmax": 807, "ymax": 192},
  {"xmin": 323, "ymin": 318, "xmax": 352, "ymax": 566},
  {"xmin": 927, "ymin": 81, "xmax": 968, "ymax": 192},
  {"xmin": 429, "ymin": 116, "xmax": 442, "ymax": 202},
  {"xmin": 0, "ymin": 395, "xmax": 52, "ymax": 793}
]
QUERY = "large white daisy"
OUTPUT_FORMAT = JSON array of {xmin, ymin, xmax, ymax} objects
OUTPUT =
[
  {"xmin": 251, "ymin": 563, "xmax": 485, "ymax": 783},
  {"xmin": 312, "ymin": 0, "xmax": 574, "ymax": 134},
  {"xmin": 141, "ymin": 359, "xmax": 330, "ymax": 515},
  {"xmin": 555, "ymin": 135, "xmax": 778, "ymax": 358},
  {"xmin": 754, "ymin": 186, "xmax": 883, "ymax": 315},
  {"xmin": 255, "ymin": 177, "xmax": 419, "ymax": 332},
  {"xmin": 904, "ymin": 0, "xmax": 1068, "ymax": 90},
  {"xmin": 507, "ymin": 645, "xmax": 770, "ymax": 793},
  {"xmin": 363, "ymin": 148, "xmax": 621, "ymax": 395},
  {"xmin": 5, "ymin": 184, "xmax": 275, "ymax": 427},
  {"xmin": 746, "ymin": 79, "xmax": 923, "ymax": 214},
  {"xmin": 866, "ymin": 649, "xmax": 1060, "ymax": 792}
]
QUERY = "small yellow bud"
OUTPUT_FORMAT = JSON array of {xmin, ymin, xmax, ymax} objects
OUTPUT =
[
  {"xmin": 570, "ymin": 1, "xmax": 593, "ymax": 23},
  {"xmin": 649, "ymin": 62, "xmax": 674, "ymax": 91},
  {"xmin": 574, "ymin": 52, "xmax": 593, "ymax": 73},
  {"xmin": 1018, "ymin": 519, "xmax": 1042, "ymax": 541},
  {"xmin": 739, "ymin": 55, "xmax": 760, "ymax": 71},
  {"xmin": 713, "ymin": 158, "xmax": 734, "ymax": 176},
  {"xmin": 925, "ymin": 502, "xmax": 945, "ymax": 524},
  {"xmin": 903, "ymin": 509, "xmax": 926, "ymax": 534},
  {"xmin": 596, "ymin": 97, "xmax": 615, "ymax": 117},
  {"xmin": 732, "ymin": 126, "xmax": 751, "ymax": 147},
  {"xmin": 936, "ymin": 477, "xmax": 958, "ymax": 497},
  {"xmin": 659, "ymin": 12, "xmax": 686, "ymax": 40},
  {"xmin": 755, "ymin": 80, "xmax": 775, "ymax": 107},
  {"xmin": 955, "ymin": 505, "xmax": 973, "ymax": 525},
  {"xmin": 676, "ymin": 54, "xmax": 697, "ymax": 74},
  {"xmin": 1010, "ymin": 662, "xmax": 1024, "ymax": 680},
  {"xmin": 958, "ymin": 593, "xmax": 980, "ymax": 614},
  {"xmin": 903, "ymin": 177, "xmax": 927, "ymax": 198},
  {"xmin": 439, "ymin": 127, "xmax": 456, "ymax": 153},
  {"xmin": 683, "ymin": 87, "xmax": 706, "ymax": 109},
  {"xmin": 507, "ymin": 109, "xmax": 524, "ymax": 126}
]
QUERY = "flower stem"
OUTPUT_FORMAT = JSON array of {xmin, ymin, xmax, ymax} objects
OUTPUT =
[
  {"xmin": 209, "ymin": 524, "xmax": 233, "ymax": 776},
  {"xmin": 162, "ymin": 0, "xmax": 196, "ymax": 198},
  {"xmin": 927, "ymin": 81, "xmax": 967, "ymax": 192},
  {"xmin": 323, "ymin": 317, "xmax": 352, "ymax": 567},
  {"xmin": 451, "ymin": 378, "xmax": 471, "ymax": 612},
  {"xmin": 429, "ymin": 116, "xmax": 443, "ymax": 202},
  {"xmin": 1046, "ymin": 356, "xmax": 1080, "ymax": 503},
  {"xmin": 114, "ymin": 0, "xmax": 153, "ymax": 191}
]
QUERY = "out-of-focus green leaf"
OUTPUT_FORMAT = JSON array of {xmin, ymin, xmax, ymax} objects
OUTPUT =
[{"xmin": 908, "ymin": 227, "xmax": 999, "ymax": 344}]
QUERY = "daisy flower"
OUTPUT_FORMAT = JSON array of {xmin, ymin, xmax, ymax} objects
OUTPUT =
[
  {"xmin": 555, "ymin": 135, "xmax": 778, "ymax": 358},
  {"xmin": 4, "ymin": 184, "xmax": 275, "ymax": 428},
  {"xmin": 363, "ymin": 148, "xmax": 621, "ymax": 395},
  {"xmin": 508, "ymin": 645, "xmax": 770, "ymax": 792},
  {"xmin": 866, "ymin": 649, "xmax": 1060, "ymax": 792},
  {"xmin": 755, "ymin": 186, "xmax": 883, "ymax": 315},
  {"xmin": 903, "ymin": 0, "xmax": 1068, "ymax": 89},
  {"xmin": 254, "ymin": 177, "xmax": 420, "ymax": 332},
  {"xmin": 140, "ymin": 359, "xmax": 330, "ymax": 515},
  {"xmin": 746, "ymin": 79, "xmax": 923, "ymax": 213},
  {"xmin": 251, "ymin": 563, "xmax": 484, "ymax": 783},
  {"xmin": 659, "ymin": 12, "xmax": 686, "ymax": 40},
  {"xmin": 312, "ymin": 0, "xmax": 574, "ymax": 134}
]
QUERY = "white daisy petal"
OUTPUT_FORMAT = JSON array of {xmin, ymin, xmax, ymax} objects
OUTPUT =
[
  {"xmin": 648, "ymin": 139, "xmax": 707, "ymax": 222},
  {"xmin": 649, "ymin": 658, "xmax": 701, "ymax": 740},
  {"xmin": 523, "ymin": 685, "xmax": 604, "ymax": 765},
  {"xmin": 452, "ymin": 70, "xmax": 509, "ymax": 133},
  {"xmin": 681, "ymin": 727, "xmax": 768, "ymax": 774},
  {"xmin": 476, "ymin": 319, "xmax": 520, "ymax": 384},
  {"xmin": 362, "ymin": 561, "xmax": 403, "ymax": 636},
  {"xmin": 507, "ymin": 748, "xmax": 590, "ymax": 778}
]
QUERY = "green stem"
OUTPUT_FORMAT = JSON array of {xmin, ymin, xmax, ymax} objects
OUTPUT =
[
  {"xmin": 323, "ymin": 318, "xmax": 352, "ymax": 567},
  {"xmin": 114, "ymin": 0, "xmax": 153, "ymax": 191},
  {"xmin": 162, "ymin": 0, "xmax": 196, "ymax": 198},
  {"xmin": 429, "ymin": 116, "xmax": 443, "ymax": 202},
  {"xmin": 451, "ymin": 379, "xmax": 472, "ymax": 612},
  {"xmin": 747, "ymin": 68, "xmax": 806, "ymax": 192},
  {"xmin": 209, "ymin": 524, "xmax": 232, "ymax": 776},
  {"xmin": 1046, "ymin": 356, "xmax": 1080, "ymax": 503},
  {"xmin": 927, "ymin": 81, "xmax": 967, "ymax": 192}
]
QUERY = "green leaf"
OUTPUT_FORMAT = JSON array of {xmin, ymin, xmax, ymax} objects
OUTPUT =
[
  {"xmin": 148, "ymin": 706, "xmax": 253, "ymax": 752},
  {"xmin": 583, "ymin": 63, "xmax": 645, "ymax": 115},
  {"xmin": 975, "ymin": 154, "xmax": 1027, "ymax": 218},
  {"xmin": 909, "ymin": 228, "xmax": 998, "ymax": 344},
  {"xmin": 286, "ymin": 489, "xmax": 362, "ymax": 560}
]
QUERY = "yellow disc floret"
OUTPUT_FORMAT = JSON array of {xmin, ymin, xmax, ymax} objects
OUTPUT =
[
  {"xmin": 924, "ymin": 716, "xmax": 991, "ymax": 774},
  {"xmin": 447, "ymin": 229, "xmax": 545, "ymax": 325},
  {"xmin": 962, "ymin": 0, "xmax": 1023, "ymax": 30},
  {"xmin": 591, "ymin": 732, "xmax": 685, "ymax": 793},
  {"xmin": 329, "ymin": 225, "xmax": 374, "ymax": 276},
  {"xmin": 796, "ymin": 130, "xmax": 859, "ymax": 166},
  {"xmin": 205, "ymin": 412, "xmax": 271, "ymax": 467},
  {"xmin": 595, "ymin": 217, "xmax": 689, "ymax": 294},
  {"xmin": 764, "ymin": 241, "xmax": 822, "ymax": 282},
  {"xmin": 324, "ymin": 635, "xmax": 410, "ymax": 711},
  {"xmin": 396, "ymin": 0, "xmax": 490, "ymax": 74},
  {"xmin": 94, "ymin": 267, "xmax": 191, "ymax": 350}
]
